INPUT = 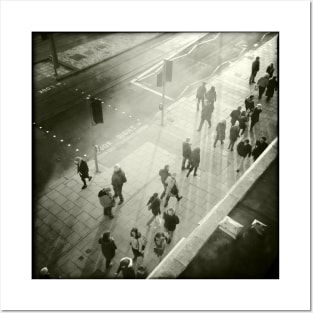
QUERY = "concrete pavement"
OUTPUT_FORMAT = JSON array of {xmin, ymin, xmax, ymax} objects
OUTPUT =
[{"xmin": 33, "ymin": 34, "xmax": 278, "ymax": 278}]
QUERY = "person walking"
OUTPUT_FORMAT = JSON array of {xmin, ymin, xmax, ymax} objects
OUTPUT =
[
  {"xmin": 249, "ymin": 56, "xmax": 260, "ymax": 84},
  {"xmin": 146, "ymin": 193, "xmax": 161, "ymax": 227},
  {"xmin": 250, "ymin": 104, "xmax": 262, "ymax": 131},
  {"xmin": 206, "ymin": 86, "xmax": 217, "ymax": 109},
  {"xmin": 252, "ymin": 137, "xmax": 268, "ymax": 161},
  {"xmin": 98, "ymin": 231, "xmax": 117, "ymax": 269},
  {"xmin": 266, "ymin": 63, "xmax": 275, "ymax": 78},
  {"xmin": 265, "ymin": 76, "xmax": 278, "ymax": 101},
  {"xmin": 245, "ymin": 95, "xmax": 255, "ymax": 113},
  {"xmin": 129, "ymin": 227, "xmax": 146, "ymax": 262},
  {"xmin": 214, "ymin": 120, "xmax": 226, "ymax": 147},
  {"xmin": 228, "ymin": 121, "xmax": 240, "ymax": 151},
  {"xmin": 197, "ymin": 101, "xmax": 214, "ymax": 131},
  {"xmin": 257, "ymin": 73, "xmax": 270, "ymax": 99},
  {"xmin": 159, "ymin": 165, "xmax": 170, "ymax": 200},
  {"xmin": 74, "ymin": 157, "xmax": 92, "ymax": 190},
  {"xmin": 136, "ymin": 266, "xmax": 148, "ymax": 279},
  {"xmin": 196, "ymin": 82, "xmax": 207, "ymax": 111},
  {"xmin": 111, "ymin": 164, "xmax": 127, "ymax": 205},
  {"xmin": 238, "ymin": 111, "xmax": 249, "ymax": 136},
  {"xmin": 163, "ymin": 208, "xmax": 180, "ymax": 244},
  {"xmin": 164, "ymin": 173, "xmax": 182, "ymax": 207},
  {"xmin": 236, "ymin": 139, "xmax": 252, "ymax": 172},
  {"xmin": 230, "ymin": 106, "xmax": 242, "ymax": 126},
  {"xmin": 181, "ymin": 138, "xmax": 192, "ymax": 170},
  {"xmin": 115, "ymin": 257, "xmax": 136, "ymax": 278},
  {"xmin": 186, "ymin": 147, "xmax": 200, "ymax": 177},
  {"xmin": 98, "ymin": 187, "xmax": 115, "ymax": 219},
  {"xmin": 153, "ymin": 232, "xmax": 167, "ymax": 261}
]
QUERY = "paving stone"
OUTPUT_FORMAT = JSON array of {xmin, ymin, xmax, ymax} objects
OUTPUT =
[{"xmin": 67, "ymin": 232, "xmax": 82, "ymax": 246}]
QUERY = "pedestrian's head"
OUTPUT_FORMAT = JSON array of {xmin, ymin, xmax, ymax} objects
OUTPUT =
[
  {"xmin": 272, "ymin": 76, "xmax": 277, "ymax": 80},
  {"xmin": 102, "ymin": 231, "xmax": 111, "ymax": 242},
  {"xmin": 256, "ymin": 56, "xmax": 260, "ymax": 60},
  {"xmin": 130, "ymin": 227, "xmax": 140, "ymax": 238},
  {"xmin": 164, "ymin": 164, "xmax": 169, "ymax": 171},
  {"xmin": 120, "ymin": 257, "xmax": 132, "ymax": 269},
  {"xmin": 241, "ymin": 111, "xmax": 246, "ymax": 117},
  {"xmin": 74, "ymin": 156, "xmax": 82, "ymax": 165},
  {"xmin": 235, "ymin": 121, "xmax": 240, "ymax": 127},
  {"xmin": 114, "ymin": 164, "xmax": 121, "ymax": 172},
  {"xmin": 264, "ymin": 73, "xmax": 269, "ymax": 78},
  {"xmin": 202, "ymin": 82, "xmax": 206, "ymax": 86},
  {"xmin": 40, "ymin": 267, "xmax": 49, "ymax": 276},
  {"xmin": 194, "ymin": 147, "xmax": 200, "ymax": 153},
  {"xmin": 167, "ymin": 208, "xmax": 175, "ymax": 216},
  {"xmin": 260, "ymin": 137, "xmax": 267, "ymax": 143},
  {"xmin": 211, "ymin": 86, "xmax": 215, "ymax": 90},
  {"xmin": 257, "ymin": 103, "xmax": 262, "ymax": 109},
  {"xmin": 249, "ymin": 95, "xmax": 254, "ymax": 100},
  {"xmin": 238, "ymin": 106, "xmax": 242, "ymax": 111},
  {"xmin": 244, "ymin": 139, "xmax": 250, "ymax": 145},
  {"xmin": 153, "ymin": 192, "xmax": 158, "ymax": 198},
  {"xmin": 171, "ymin": 173, "xmax": 177, "ymax": 178},
  {"xmin": 186, "ymin": 138, "xmax": 191, "ymax": 143},
  {"xmin": 222, "ymin": 119, "xmax": 226, "ymax": 125}
]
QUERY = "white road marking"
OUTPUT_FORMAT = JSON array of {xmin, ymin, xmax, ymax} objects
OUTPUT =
[{"xmin": 131, "ymin": 81, "xmax": 175, "ymax": 101}]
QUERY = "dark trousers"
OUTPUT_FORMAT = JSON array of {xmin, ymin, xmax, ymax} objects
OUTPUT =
[
  {"xmin": 186, "ymin": 165, "xmax": 198, "ymax": 177},
  {"xmin": 164, "ymin": 193, "xmax": 181, "ymax": 207},
  {"xmin": 228, "ymin": 140, "xmax": 236, "ymax": 151},
  {"xmin": 181, "ymin": 157, "xmax": 190, "ymax": 170},
  {"xmin": 258, "ymin": 86, "xmax": 266, "ymax": 99},
  {"xmin": 250, "ymin": 119, "xmax": 258, "ymax": 130},
  {"xmin": 214, "ymin": 137, "xmax": 224, "ymax": 147},
  {"xmin": 104, "ymin": 206, "xmax": 113, "ymax": 217},
  {"xmin": 105, "ymin": 256, "xmax": 113, "ymax": 268},
  {"xmin": 196, "ymin": 97, "xmax": 205, "ymax": 110},
  {"xmin": 249, "ymin": 70, "xmax": 258, "ymax": 83},
  {"xmin": 113, "ymin": 185, "xmax": 123, "ymax": 202},
  {"xmin": 198, "ymin": 117, "xmax": 211, "ymax": 130},
  {"xmin": 240, "ymin": 125, "xmax": 246, "ymax": 136}
]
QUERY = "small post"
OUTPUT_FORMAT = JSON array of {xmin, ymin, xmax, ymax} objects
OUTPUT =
[
  {"xmin": 86, "ymin": 97, "xmax": 99, "ymax": 173},
  {"xmin": 161, "ymin": 60, "xmax": 166, "ymax": 126},
  {"xmin": 47, "ymin": 33, "xmax": 59, "ymax": 77}
]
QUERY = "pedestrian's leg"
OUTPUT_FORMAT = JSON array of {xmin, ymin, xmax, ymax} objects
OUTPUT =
[
  {"xmin": 164, "ymin": 194, "xmax": 170, "ymax": 207},
  {"xmin": 106, "ymin": 257, "xmax": 112, "ymax": 268},
  {"xmin": 196, "ymin": 98, "xmax": 200, "ymax": 111},
  {"xmin": 208, "ymin": 118, "xmax": 212, "ymax": 128},
  {"xmin": 160, "ymin": 185, "xmax": 166, "ymax": 199},
  {"xmin": 193, "ymin": 166, "xmax": 198, "ymax": 176},
  {"xmin": 113, "ymin": 186, "xmax": 118, "ymax": 198},
  {"xmin": 108, "ymin": 206, "xmax": 114, "ymax": 219},
  {"xmin": 118, "ymin": 186, "xmax": 124, "ymax": 204},
  {"xmin": 213, "ymin": 136, "xmax": 218, "ymax": 147},
  {"xmin": 81, "ymin": 176, "xmax": 87, "ymax": 189},
  {"xmin": 237, "ymin": 157, "xmax": 244, "ymax": 172},
  {"xmin": 146, "ymin": 215, "xmax": 155, "ymax": 227},
  {"xmin": 201, "ymin": 97, "xmax": 205, "ymax": 109},
  {"xmin": 186, "ymin": 165, "xmax": 194, "ymax": 177},
  {"xmin": 181, "ymin": 157, "xmax": 186, "ymax": 170},
  {"xmin": 197, "ymin": 118, "xmax": 204, "ymax": 131}
]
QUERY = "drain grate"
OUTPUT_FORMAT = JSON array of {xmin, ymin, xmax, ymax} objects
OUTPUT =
[{"xmin": 70, "ymin": 54, "xmax": 86, "ymax": 61}]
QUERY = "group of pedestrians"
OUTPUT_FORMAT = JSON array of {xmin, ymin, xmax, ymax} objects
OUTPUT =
[{"xmin": 196, "ymin": 82, "xmax": 217, "ymax": 111}]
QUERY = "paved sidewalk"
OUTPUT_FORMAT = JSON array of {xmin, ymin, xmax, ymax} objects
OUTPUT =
[{"xmin": 34, "ymin": 35, "xmax": 278, "ymax": 278}]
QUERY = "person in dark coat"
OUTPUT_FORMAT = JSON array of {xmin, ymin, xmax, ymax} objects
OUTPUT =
[
  {"xmin": 214, "ymin": 120, "xmax": 226, "ymax": 147},
  {"xmin": 250, "ymin": 104, "xmax": 262, "ymax": 130},
  {"xmin": 115, "ymin": 257, "xmax": 136, "ymax": 279},
  {"xmin": 153, "ymin": 232, "xmax": 167, "ymax": 261},
  {"xmin": 266, "ymin": 63, "xmax": 275, "ymax": 78},
  {"xmin": 181, "ymin": 138, "xmax": 192, "ymax": 170},
  {"xmin": 245, "ymin": 95, "xmax": 255, "ymax": 113},
  {"xmin": 186, "ymin": 147, "xmax": 200, "ymax": 177},
  {"xmin": 228, "ymin": 121, "xmax": 240, "ymax": 151},
  {"xmin": 206, "ymin": 86, "xmax": 217, "ymax": 109},
  {"xmin": 136, "ymin": 266, "xmax": 148, "ymax": 279},
  {"xmin": 159, "ymin": 164, "xmax": 170, "ymax": 199},
  {"xmin": 196, "ymin": 82, "xmax": 207, "ymax": 111},
  {"xmin": 163, "ymin": 208, "xmax": 180, "ymax": 244},
  {"xmin": 230, "ymin": 106, "xmax": 242, "ymax": 126},
  {"xmin": 257, "ymin": 73, "xmax": 270, "ymax": 99},
  {"xmin": 98, "ymin": 231, "xmax": 117, "ymax": 268},
  {"xmin": 238, "ymin": 111, "xmax": 249, "ymax": 136},
  {"xmin": 266, "ymin": 76, "xmax": 278, "ymax": 101},
  {"xmin": 111, "ymin": 164, "xmax": 127, "ymax": 205},
  {"xmin": 249, "ymin": 56, "xmax": 260, "ymax": 84},
  {"xmin": 98, "ymin": 187, "xmax": 115, "ymax": 218},
  {"xmin": 252, "ymin": 137, "xmax": 268, "ymax": 161},
  {"xmin": 236, "ymin": 139, "xmax": 252, "ymax": 172},
  {"xmin": 197, "ymin": 101, "xmax": 214, "ymax": 131},
  {"xmin": 74, "ymin": 157, "xmax": 92, "ymax": 189},
  {"xmin": 146, "ymin": 193, "xmax": 161, "ymax": 227}
]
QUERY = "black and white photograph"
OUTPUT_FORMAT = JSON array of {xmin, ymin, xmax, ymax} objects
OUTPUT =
[{"xmin": 0, "ymin": 0, "xmax": 310, "ymax": 311}]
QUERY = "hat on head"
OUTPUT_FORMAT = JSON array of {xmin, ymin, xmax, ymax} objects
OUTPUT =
[{"xmin": 257, "ymin": 103, "xmax": 262, "ymax": 108}]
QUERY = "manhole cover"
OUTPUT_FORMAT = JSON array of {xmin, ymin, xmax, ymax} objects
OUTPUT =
[
  {"xmin": 84, "ymin": 49, "xmax": 94, "ymax": 56},
  {"xmin": 78, "ymin": 255, "xmax": 84, "ymax": 261},
  {"xmin": 85, "ymin": 248, "xmax": 92, "ymax": 254},
  {"xmin": 96, "ymin": 44, "xmax": 106, "ymax": 49},
  {"xmin": 70, "ymin": 54, "xmax": 86, "ymax": 61}
]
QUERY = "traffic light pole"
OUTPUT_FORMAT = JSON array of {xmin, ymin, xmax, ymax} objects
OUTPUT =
[
  {"xmin": 161, "ymin": 60, "xmax": 166, "ymax": 126},
  {"xmin": 86, "ymin": 97, "xmax": 99, "ymax": 173}
]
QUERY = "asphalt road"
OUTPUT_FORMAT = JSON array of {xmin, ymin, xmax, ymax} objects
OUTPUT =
[{"xmin": 33, "ymin": 32, "xmax": 276, "ymax": 195}]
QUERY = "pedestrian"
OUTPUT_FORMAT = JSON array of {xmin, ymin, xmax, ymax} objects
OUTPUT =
[
  {"xmin": 238, "ymin": 111, "xmax": 248, "ymax": 136},
  {"xmin": 181, "ymin": 138, "xmax": 192, "ymax": 170},
  {"xmin": 153, "ymin": 232, "xmax": 167, "ymax": 261},
  {"xmin": 214, "ymin": 120, "xmax": 226, "ymax": 147},
  {"xmin": 266, "ymin": 63, "xmax": 275, "ymax": 78},
  {"xmin": 136, "ymin": 265, "xmax": 148, "ymax": 279},
  {"xmin": 236, "ymin": 139, "xmax": 252, "ymax": 172},
  {"xmin": 115, "ymin": 257, "xmax": 136, "ymax": 279},
  {"xmin": 249, "ymin": 56, "xmax": 260, "ymax": 84},
  {"xmin": 250, "ymin": 104, "xmax": 262, "ymax": 131},
  {"xmin": 146, "ymin": 193, "xmax": 161, "ymax": 227},
  {"xmin": 111, "ymin": 164, "xmax": 127, "ymax": 205},
  {"xmin": 98, "ymin": 231, "xmax": 117, "ymax": 269},
  {"xmin": 159, "ymin": 164, "xmax": 170, "ymax": 199},
  {"xmin": 197, "ymin": 101, "xmax": 214, "ymax": 131},
  {"xmin": 74, "ymin": 157, "xmax": 92, "ymax": 190},
  {"xmin": 39, "ymin": 267, "xmax": 51, "ymax": 279},
  {"xmin": 265, "ymin": 76, "xmax": 278, "ymax": 101},
  {"xmin": 206, "ymin": 86, "xmax": 217, "ymax": 108},
  {"xmin": 230, "ymin": 106, "xmax": 242, "ymax": 126},
  {"xmin": 196, "ymin": 82, "xmax": 207, "ymax": 111},
  {"xmin": 164, "ymin": 173, "xmax": 182, "ymax": 207},
  {"xmin": 129, "ymin": 227, "xmax": 146, "ymax": 262},
  {"xmin": 245, "ymin": 95, "xmax": 255, "ymax": 113},
  {"xmin": 186, "ymin": 147, "xmax": 200, "ymax": 177},
  {"xmin": 163, "ymin": 208, "xmax": 180, "ymax": 244},
  {"xmin": 257, "ymin": 73, "xmax": 270, "ymax": 99},
  {"xmin": 98, "ymin": 187, "xmax": 115, "ymax": 218},
  {"xmin": 252, "ymin": 137, "xmax": 269, "ymax": 161},
  {"xmin": 228, "ymin": 121, "xmax": 240, "ymax": 151}
]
